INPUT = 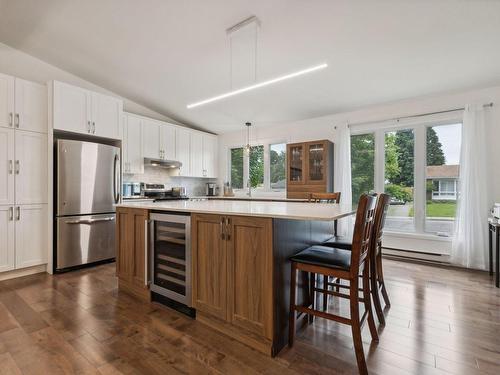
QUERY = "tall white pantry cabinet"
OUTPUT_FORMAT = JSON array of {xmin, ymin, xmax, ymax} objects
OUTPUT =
[{"xmin": 0, "ymin": 73, "xmax": 48, "ymax": 273}]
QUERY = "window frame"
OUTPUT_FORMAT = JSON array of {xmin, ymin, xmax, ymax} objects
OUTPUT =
[
  {"xmin": 350, "ymin": 112, "xmax": 462, "ymax": 238},
  {"xmin": 228, "ymin": 138, "xmax": 287, "ymax": 193}
]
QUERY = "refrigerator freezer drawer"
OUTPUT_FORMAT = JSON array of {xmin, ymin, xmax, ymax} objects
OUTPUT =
[{"xmin": 56, "ymin": 213, "xmax": 116, "ymax": 270}]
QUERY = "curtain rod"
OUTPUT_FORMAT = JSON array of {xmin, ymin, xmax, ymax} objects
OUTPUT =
[{"xmin": 338, "ymin": 102, "xmax": 494, "ymax": 129}]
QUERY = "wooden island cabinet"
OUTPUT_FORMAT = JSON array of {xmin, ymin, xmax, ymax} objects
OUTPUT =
[
  {"xmin": 115, "ymin": 200, "xmax": 353, "ymax": 357},
  {"xmin": 116, "ymin": 207, "xmax": 150, "ymax": 301},
  {"xmin": 192, "ymin": 214, "xmax": 274, "ymax": 353}
]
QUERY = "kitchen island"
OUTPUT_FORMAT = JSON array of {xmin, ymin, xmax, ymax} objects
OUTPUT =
[{"xmin": 115, "ymin": 200, "xmax": 354, "ymax": 356}]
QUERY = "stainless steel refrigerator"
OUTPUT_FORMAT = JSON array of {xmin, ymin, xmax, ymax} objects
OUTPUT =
[{"xmin": 55, "ymin": 139, "xmax": 120, "ymax": 271}]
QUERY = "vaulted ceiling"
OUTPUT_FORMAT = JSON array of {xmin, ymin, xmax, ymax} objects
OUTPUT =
[{"xmin": 1, "ymin": 0, "xmax": 500, "ymax": 133}]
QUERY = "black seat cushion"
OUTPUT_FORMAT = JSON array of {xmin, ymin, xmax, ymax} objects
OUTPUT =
[
  {"xmin": 290, "ymin": 245, "xmax": 351, "ymax": 271},
  {"xmin": 322, "ymin": 236, "xmax": 352, "ymax": 250}
]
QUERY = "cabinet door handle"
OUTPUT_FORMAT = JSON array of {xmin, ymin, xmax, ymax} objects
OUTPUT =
[
  {"xmin": 220, "ymin": 217, "xmax": 226, "ymax": 240},
  {"xmin": 92, "ymin": 122, "xmax": 96, "ymax": 134},
  {"xmin": 15, "ymin": 160, "xmax": 20, "ymax": 174},
  {"xmin": 16, "ymin": 206, "xmax": 20, "ymax": 221},
  {"xmin": 87, "ymin": 120, "xmax": 91, "ymax": 133},
  {"xmin": 9, "ymin": 112, "xmax": 13, "ymax": 127},
  {"xmin": 14, "ymin": 113, "xmax": 20, "ymax": 128},
  {"xmin": 8, "ymin": 160, "xmax": 13, "ymax": 174},
  {"xmin": 225, "ymin": 217, "xmax": 231, "ymax": 241},
  {"xmin": 9, "ymin": 207, "xmax": 13, "ymax": 221}
]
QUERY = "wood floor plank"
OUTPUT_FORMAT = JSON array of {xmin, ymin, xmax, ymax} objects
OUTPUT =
[{"xmin": 0, "ymin": 291, "xmax": 48, "ymax": 333}]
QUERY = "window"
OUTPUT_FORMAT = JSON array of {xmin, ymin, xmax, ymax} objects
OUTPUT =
[
  {"xmin": 351, "ymin": 119, "xmax": 462, "ymax": 241},
  {"xmin": 270, "ymin": 143, "xmax": 286, "ymax": 190},
  {"xmin": 229, "ymin": 142, "xmax": 286, "ymax": 191},
  {"xmin": 384, "ymin": 129, "xmax": 415, "ymax": 232},
  {"xmin": 425, "ymin": 123, "xmax": 462, "ymax": 235},
  {"xmin": 230, "ymin": 147, "xmax": 244, "ymax": 189},
  {"xmin": 249, "ymin": 145, "xmax": 264, "ymax": 188},
  {"xmin": 351, "ymin": 133, "xmax": 375, "ymax": 206}
]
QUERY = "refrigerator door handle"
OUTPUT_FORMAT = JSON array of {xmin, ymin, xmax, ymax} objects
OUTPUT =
[
  {"xmin": 66, "ymin": 217, "xmax": 115, "ymax": 225},
  {"xmin": 113, "ymin": 154, "xmax": 120, "ymax": 203}
]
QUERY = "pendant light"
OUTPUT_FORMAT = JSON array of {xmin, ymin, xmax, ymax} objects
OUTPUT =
[{"xmin": 244, "ymin": 122, "xmax": 252, "ymax": 156}]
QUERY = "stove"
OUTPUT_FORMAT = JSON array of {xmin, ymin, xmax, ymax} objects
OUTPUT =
[{"xmin": 141, "ymin": 183, "xmax": 188, "ymax": 201}]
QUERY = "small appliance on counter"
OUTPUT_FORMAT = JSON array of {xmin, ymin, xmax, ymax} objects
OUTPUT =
[
  {"xmin": 206, "ymin": 183, "xmax": 219, "ymax": 196},
  {"xmin": 492, "ymin": 203, "xmax": 500, "ymax": 219},
  {"xmin": 122, "ymin": 182, "xmax": 142, "ymax": 198}
]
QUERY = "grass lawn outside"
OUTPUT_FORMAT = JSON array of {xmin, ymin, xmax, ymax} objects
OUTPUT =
[{"xmin": 408, "ymin": 201, "xmax": 457, "ymax": 218}]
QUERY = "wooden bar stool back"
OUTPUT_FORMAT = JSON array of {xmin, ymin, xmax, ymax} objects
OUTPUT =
[
  {"xmin": 289, "ymin": 194, "xmax": 378, "ymax": 375},
  {"xmin": 309, "ymin": 192, "xmax": 341, "ymax": 237}
]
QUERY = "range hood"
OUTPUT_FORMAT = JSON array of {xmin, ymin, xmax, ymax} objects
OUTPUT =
[{"xmin": 144, "ymin": 157, "xmax": 182, "ymax": 169}]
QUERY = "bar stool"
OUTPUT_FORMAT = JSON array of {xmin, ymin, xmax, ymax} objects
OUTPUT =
[
  {"xmin": 322, "ymin": 193, "xmax": 391, "ymax": 325},
  {"xmin": 289, "ymin": 194, "xmax": 378, "ymax": 375}
]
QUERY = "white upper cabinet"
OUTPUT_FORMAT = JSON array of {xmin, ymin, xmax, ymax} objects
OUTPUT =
[
  {"xmin": 0, "ymin": 206, "xmax": 15, "ymax": 273},
  {"xmin": 15, "ymin": 204, "xmax": 48, "ymax": 269},
  {"xmin": 176, "ymin": 127, "xmax": 191, "ymax": 176},
  {"xmin": 91, "ymin": 92, "xmax": 122, "ymax": 139},
  {"xmin": 203, "ymin": 134, "xmax": 218, "ymax": 178},
  {"xmin": 0, "ymin": 128, "xmax": 15, "ymax": 205},
  {"xmin": 53, "ymin": 81, "xmax": 122, "ymax": 139},
  {"xmin": 160, "ymin": 124, "xmax": 176, "ymax": 160},
  {"xmin": 14, "ymin": 79, "xmax": 47, "ymax": 133},
  {"xmin": 190, "ymin": 132, "xmax": 203, "ymax": 177},
  {"xmin": 53, "ymin": 81, "xmax": 91, "ymax": 134},
  {"xmin": 0, "ymin": 73, "xmax": 15, "ymax": 129},
  {"xmin": 15, "ymin": 130, "xmax": 48, "ymax": 205},
  {"xmin": 142, "ymin": 119, "xmax": 162, "ymax": 159},
  {"xmin": 123, "ymin": 114, "xmax": 143, "ymax": 174}
]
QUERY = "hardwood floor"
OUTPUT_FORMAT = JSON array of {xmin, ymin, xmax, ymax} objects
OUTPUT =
[{"xmin": 0, "ymin": 259, "xmax": 498, "ymax": 374}]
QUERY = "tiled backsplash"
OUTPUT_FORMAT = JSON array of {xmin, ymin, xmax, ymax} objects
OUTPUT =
[{"xmin": 123, "ymin": 165, "xmax": 217, "ymax": 196}]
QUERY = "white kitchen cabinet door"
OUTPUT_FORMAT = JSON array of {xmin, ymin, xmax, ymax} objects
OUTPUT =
[
  {"xmin": 14, "ymin": 79, "xmax": 47, "ymax": 134},
  {"xmin": 123, "ymin": 114, "xmax": 143, "ymax": 174},
  {"xmin": 0, "ymin": 73, "xmax": 15, "ymax": 129},
  {"xmin": 203, "ymin": 135, "xmax": 217, "ymax": 178},
  {"xmin": 190, "ymin": 132, "xmax": 203, "ymax": 177},
  {"xmin": 0, "ymin": 128, "xmax": 15, "ymax": 205},
  {"xmin": 142, "ymin": 119, "xmax": 162, "ymax": 159},
  {"xmin": 176, "ymin": 128, "xmax": 191, "ymax": 176},
  {"xmin": 15, "ymin": 204, "xmax": 48, "ymax": 269},
  {"xmin": 15, "ymin": 131, "xmax": 48, "ymax": 205},
  {"xmin": 92, "ymin": 92, "xmax": 122, "ymax": 139},
  {"xmin": 0, "ymin": 206, "xmax": 15, "ymax": 272},
  {"xmin": 160, "ymin": 124, "xmax": 176, "ymax": 160},
  {"xmin": 53, "ymin": 81, "xmax": 91, "ymax": 134}
]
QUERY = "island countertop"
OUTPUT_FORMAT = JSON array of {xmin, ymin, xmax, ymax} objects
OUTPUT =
[{"xmin": 116, "ymin": 199, "xmax": 354, "ymax": 221}]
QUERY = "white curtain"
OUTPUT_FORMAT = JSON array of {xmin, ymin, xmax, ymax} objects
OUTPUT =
[
  {"xmin": 451, "ymin": 104, "xmax": 491, "ymax": 269},
  {"xmin": 334, "ymin": 123, "xmax": 353, "ymax": 238}
]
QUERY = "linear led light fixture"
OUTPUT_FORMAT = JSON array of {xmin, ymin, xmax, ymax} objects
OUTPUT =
[{"xmin": 186, "ymin": 63, "xmax": 328, "ymax": 109}]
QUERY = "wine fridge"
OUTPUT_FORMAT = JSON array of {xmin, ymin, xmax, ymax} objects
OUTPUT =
[{"xmin": 149, "ymin": 212, "xmax": 193, "ymax": 315}]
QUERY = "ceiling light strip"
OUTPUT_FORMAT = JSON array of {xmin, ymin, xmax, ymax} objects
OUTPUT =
[{"xmin": 186, "ymin": 63, "xmax": 328, "ymax": 109}]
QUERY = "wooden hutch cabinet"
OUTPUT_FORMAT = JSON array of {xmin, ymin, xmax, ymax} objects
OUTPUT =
[{"xmin": 286, "ymin": 140, "xmax": 334, "ymax": 199}]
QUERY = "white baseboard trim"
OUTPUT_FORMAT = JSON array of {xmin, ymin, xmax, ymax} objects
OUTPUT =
[
  {"xmin": 383, "ymin": 247, "xmax": 451, "ymax": 264},
  {"xmin": 0, "ymin": 264, "xmax": 47, "ymax": 281}
]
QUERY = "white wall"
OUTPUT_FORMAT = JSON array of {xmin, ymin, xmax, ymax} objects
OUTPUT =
[
  {"xmin": 217, "ymin": 84, "xmax": 500, "ymax": 256},
  {"xmin": 0, "ymin": 42, "xmax": 172, "ymax": 122}
]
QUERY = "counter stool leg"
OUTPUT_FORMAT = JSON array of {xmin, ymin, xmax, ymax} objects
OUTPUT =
[
  {"xmin": 496, "ymin": 230, "xmax": 499, "ymax": 288},
  {"xmin": 289, "ymin": 262, "xmax": 297, "ymax": 346}
]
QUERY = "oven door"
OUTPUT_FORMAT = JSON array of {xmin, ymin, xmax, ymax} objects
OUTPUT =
[{"xmin": 149, "ymin": 213, "xmax": 191, "ymax": 306}]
